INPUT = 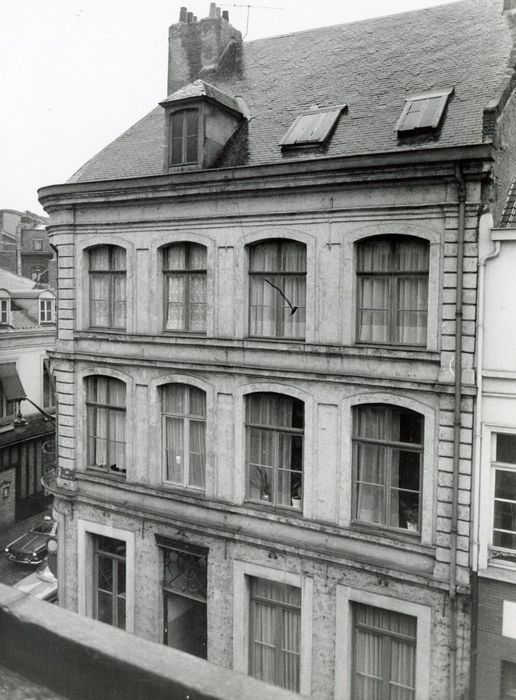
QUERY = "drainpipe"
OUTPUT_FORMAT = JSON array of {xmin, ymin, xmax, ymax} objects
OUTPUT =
[
  {"xmin": 449, "ymin": 163, "xmax": 466, "ymax": 700},
  {"xmin": 469, "ymin": 220, "xmax": 500, "ymax": 697}
]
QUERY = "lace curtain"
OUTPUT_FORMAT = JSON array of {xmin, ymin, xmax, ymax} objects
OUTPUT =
[{"xmin": 164, "ymin": 243, "xmax": 207, "ymax": 332}]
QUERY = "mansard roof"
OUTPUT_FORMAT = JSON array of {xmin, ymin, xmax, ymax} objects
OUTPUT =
[{"xmin": 68, "ymin": 0, "xmax": 513, "ymax": 184}]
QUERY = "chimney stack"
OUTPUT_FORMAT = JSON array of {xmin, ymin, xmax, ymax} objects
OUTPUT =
[{"xmin": 167, "ymin": 4, "xmax": 242, "ymax": 95}]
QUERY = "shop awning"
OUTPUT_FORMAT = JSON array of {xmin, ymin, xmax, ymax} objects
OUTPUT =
[{"xmin": 0, "ymin": 363, "xmax": 26, "ymax": 400}]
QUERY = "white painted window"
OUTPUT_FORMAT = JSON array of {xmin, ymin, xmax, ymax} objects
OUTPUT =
[
  {"xmin": 249, "ymin": 240, "xmax": 306, "ymax": 340},
  {"xmin": 161, "ymin": 383, "xmax": 206, "ymax": 489},
  {"xmin": 246, "ymin": 392, "xmax": 304, "ymax": 510},
  {"xmin": 39, "ymin": 298, "xmax": 53, "ymax": 323},
  {"xmin": 0, "ymin": 298, "xmax": 9, "ymax": 325},
  {"xmin": 169, "ymin": 109, "xmax": 199, "ymax": 166},
  {"xmin": 356, "ymin": 236, "xmax": 429, "ymax": 347},
  {"xmin": 491, "ymin": 432, "xmax": 516, "ymax": 564}
]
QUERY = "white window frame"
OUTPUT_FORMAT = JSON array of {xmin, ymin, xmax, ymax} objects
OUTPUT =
[
  {"xmin": 335, "ymin": 585, "xmax": 431, "ymax": 700},
  {"xmin": 77, "ymin": 519, "xmax": 135, "ymax": 634},
  {"xmin": 162, "ymin": 242, "xmax": 208, "ymax": 334},
  {"xmin": 39, "ymin": 297, "xmax": 54, "ymax": 323},
  {"xmin": 0, "ymin": 298, "xmax": 9, "ymax": 325},
  {"xmin": 232, "ymin": 560, "xmax": 313, "ymax": 696},
  {"xmin": 482, "ymin": 427, "xmax": 516, "ymax": 570}
]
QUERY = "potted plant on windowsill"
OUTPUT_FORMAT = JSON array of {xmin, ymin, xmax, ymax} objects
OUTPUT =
[{"xmin": 291, "ymin": 479, "xmax": 302, "ymax": 509}]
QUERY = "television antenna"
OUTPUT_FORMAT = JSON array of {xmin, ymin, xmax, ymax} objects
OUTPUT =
[{"xmin": 220, "ymin": 3, "xmax": 282, "ymax": 39}]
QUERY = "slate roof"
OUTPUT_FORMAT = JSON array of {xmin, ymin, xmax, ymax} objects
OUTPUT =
[
  {"xmin": 160, "ymin": 79, "xmax": 244, "ymax": 115},
  {"xmin": 0, "ymin": 269, "xmax": 38, "ymax": 293},
  {"xmin": 68, "ymin": 0, "xmax": 512, "ymax": 184}
]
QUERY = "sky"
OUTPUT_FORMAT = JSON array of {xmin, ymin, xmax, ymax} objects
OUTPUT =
[{"xmin": 0, "ymin": 0, "xmax": 461, "ymax": 216}]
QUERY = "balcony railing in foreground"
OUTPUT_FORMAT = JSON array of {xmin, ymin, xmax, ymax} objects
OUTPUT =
[{"xmin": 0, "ymin": 583, "xmax": 301, "ymax": 700}]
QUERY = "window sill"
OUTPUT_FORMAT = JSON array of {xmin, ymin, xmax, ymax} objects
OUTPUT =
[
  {"xmin": 245, "ymin": 498, "xmax": 303, "ymax": 517},
  {"xmin": 351, "ymin": 520, "xmax": 420, "ymax": 543},
  {"xmin": 85, "ymin": 466, "xmax": 126, "ymax": 480},
  {"xmin": 161, "ymin": 483, "xmax": 206, "ymax": 499}
]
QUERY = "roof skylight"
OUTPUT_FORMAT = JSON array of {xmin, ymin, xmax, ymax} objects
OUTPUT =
[
  {"xmin": 396, "ymin": 89, "xmax": 453, "ymax": 134},
  {"xmin": 279, "ymin": 106, "xmax": 345, "ymax": 149}
]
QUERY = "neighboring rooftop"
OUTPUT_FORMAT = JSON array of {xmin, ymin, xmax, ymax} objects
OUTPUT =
[
  {"xmin": 501, "ymin": 177, "xmax": 516, "ymax": 227},
  {"xmin": 68, "ymin": 0, "xmax": 513, "ymax": 184}
]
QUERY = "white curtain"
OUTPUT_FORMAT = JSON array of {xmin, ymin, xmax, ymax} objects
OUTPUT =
[
  {"xmin": 357, "ymin": 237, "xmax": 428, "ymax": 345},
  {"xmin": 164, "ymin": 244, "xmax": 207, "ymax": 332},
  {"xmin": 89, "ymin": 246, "xmax": 126, "ymax": 329},
  {"xmin": 250, "ymin": 579, "xmax": 301, "ymax": 692},
  {"xmin": 354, "ymin": 604, "xmax": 416, "ymax": 700},
  {"xmin": 249, "ymin": 241, "xmax": 306, "ymax": 338},
  {"xmin": 87, "ymin": 377, "xmax": 126, "ymax": 471},
  {"xmin": 162, "ymin": 384, "xmax": 206, "ymax": 487}
]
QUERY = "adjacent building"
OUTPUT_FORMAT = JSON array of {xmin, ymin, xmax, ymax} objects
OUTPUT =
[
  {"xmin": 0, "ymin": 269, "xmax": 56, "ymax": 526},
  {"xmin": 38, "ymin": 1, "xmax": 516, "ymax": 698},
  {"xmin": 0, "ymin": 209, "xmax": 55, "ymax": 286}
]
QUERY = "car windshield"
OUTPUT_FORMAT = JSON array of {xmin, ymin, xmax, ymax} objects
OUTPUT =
[{"xmin": 32, "ymin": 521, "xmax": 54, "ymax": 535}]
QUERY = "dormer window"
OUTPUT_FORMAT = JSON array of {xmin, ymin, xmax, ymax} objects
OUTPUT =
[
  {"xmin": 160, "ymin": 79, "xmax": 245, "ymax": 172},
  {"xmin": 279, "ymin": 106, "xmax": 345, "ymax": 150},
  {"xmin": 396, "ymin": 89, "xmax": 453, "ymax": 134},
  {"xmin": 170, "ymin": 109, "xmax": 199, "ymax": 166},
  {"xmin": 39, "ymin": 294, "xmax": 55, "ymax": 324},
  {"xmin": 0, "ymin": 291, "xmax": 10, "ymax": 326}
]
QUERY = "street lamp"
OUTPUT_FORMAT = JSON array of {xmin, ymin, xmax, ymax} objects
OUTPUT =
[{"xmin": 11, "ymin": 397, "xmax": 56, "ymax": 434}]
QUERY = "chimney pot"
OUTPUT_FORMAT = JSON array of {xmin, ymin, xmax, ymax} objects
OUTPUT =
[
  {"xmin": 222, "ymin": 10, "xmax": 229, "ymax": 20},
  {"xmin": 187, "ymin": 11, "xmax": 194, "ymax": 23},
  {"xmin": 179, "ymin": 6, "xmax": 187, "ymax": 22},
  {"xmin": 209, "ymin": 2, "xmax": 217, "ymax": 18},
  {"xmin": 216, "ymin": 6, "xmax": 221, "ymax": 18}
]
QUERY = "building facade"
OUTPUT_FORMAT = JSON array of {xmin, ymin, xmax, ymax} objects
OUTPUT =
[
  {"xmin": 0, "ymin": 269, "xmax": 56, "ymax": 525},
  {"xmin": 39, "ymin": 1, "xmax": 516, "ymax": 698},
  {"xmin": 472, "ymin": 184, "xmax": 516, "ymax": 698}
]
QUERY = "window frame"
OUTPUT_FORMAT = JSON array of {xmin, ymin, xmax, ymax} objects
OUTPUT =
[
  {"xmin": 249, "ymin": 576, "xmax": 302, "ymax": 692},
  {"xmin": 85, "ymin": 376, "xmax": 126, "ymax": 476},
  {"xmin": 33, "ymin": 238, "xmax": 44, "ymax": 251},
  {"xmin": 161, "ymin": 383, "xmax": 207, "ymax": 490},
  {"xmin": 0, "ymin": 298, "xmax": 9, "ymax": 325},
  {"xmin": 245, "ymin": 392, "xmax": 304, "ymax": 512},
  {"xmin": 395, "ymin": 89, "xmax": 453, "ymax": 134},
  {"xmin": 489, "ymin": 431, "xmax": 516, "ymax": 564},
  {"xmin": 355, "ymin": 235, "xmax": 429, "ymax": 348},
  {"xmin": 335, "ymin": 585, "xmax": 431, "ymax": 700},
  {"xmin": 88, "ymin": 244, "xmax": 127, "ymax": 331},
  {"xmin": 77, "ymin": 520, "xmax": 135, "ymax": 634},
  {"xmin": 351, "ymin": 403, "xmax": 424, "ymax": 535},
  {"xmin": 232, "ymin": 560, "xmax": 313, "ymax": 695},
  {"xmin": 168, "ymin": 108, "xmax": 200, "ymax": 168},
  {"xmin": 162, "ymin": 242, "xmax": 207, "ymax": 334},
  {"xmin": 248, "ymin": 239, "xmax": 307, "ymax": 341},
  {"xmin": 157, "ymin": 537, "xmax": 208, "ymax": 657},
  {"xmin": 39, "ymin": 297, "xmax": 54, "ymax": 324},
  {"xmin": 93, "ymin": 534, "xmax": 127, "ymax": 630}
]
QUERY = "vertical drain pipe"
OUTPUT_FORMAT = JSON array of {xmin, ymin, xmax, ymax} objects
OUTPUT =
[{"xmin": 450, "ymin": 163, "xmax": 466, "ymax": 700}]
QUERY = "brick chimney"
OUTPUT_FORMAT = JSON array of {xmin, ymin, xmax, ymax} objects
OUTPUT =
[{"xmin": 167, "ymin": 4, "xmax": 242, "ymax": 95}]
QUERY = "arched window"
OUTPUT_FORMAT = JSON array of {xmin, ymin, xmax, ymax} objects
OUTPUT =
[
  {"xmin": 249, "ymin": 240, "xmax": 306, "ymax": 339},
  {"xmin": 162, "ymin": 243, "xmax": 207, "ymax": 333},
  {"xmin": 162, "ymin": 383, "xmax": 206, "ymax": 489},
  {"xmin": 246, "ymin": 392, "xmax": 304, "ymax": 509},
  {"xmin": 352, "ymin": 404, "xmax": 423, "ymax": 532},
  {"xmin": 88, "ymin": 245, "xmax": 126, "ymax": 330},
  {"xmin": 169, "ymin": 109, "xmax": 199, "ymax": 166},
  {"xmin": 356, "ymin": 235, "xmax": 429, "ymax": 346},
  {"xmin": 86, "ymin": 376, "xmax": 126, "ymax": 474}
]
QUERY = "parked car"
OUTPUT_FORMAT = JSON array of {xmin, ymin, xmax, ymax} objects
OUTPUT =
[
  {"xmin": 14, "ymin": 558, "xmax": 57, "ymax": 603},
  {"xmin": 4, "ymin": 516, "xmax": 57, "ymax": 565}
]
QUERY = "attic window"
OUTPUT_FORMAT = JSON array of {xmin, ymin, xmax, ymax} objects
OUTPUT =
[
  {"xmin": 279, "ymin": 107, "xmax": 344, "ymax": 149},
  {"xmin": 396, "ymin": 89, "xmax": 453, "ymax": 134},
  {"xmin": 170, "ymin": 109, "xmax": 199, "ymax": 166},
  {"xmin": 0, "ymin": 299, "xmax": 9, "ymax": 325}
]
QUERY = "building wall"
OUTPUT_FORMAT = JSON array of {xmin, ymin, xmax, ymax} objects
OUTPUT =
[
  {"xmin": 46, "ymin": 167, "xmax": 481, "ymax": 699},
  {"xmin": 0, "ymin": 467, "xmax": 16, "ymax": 527}
]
